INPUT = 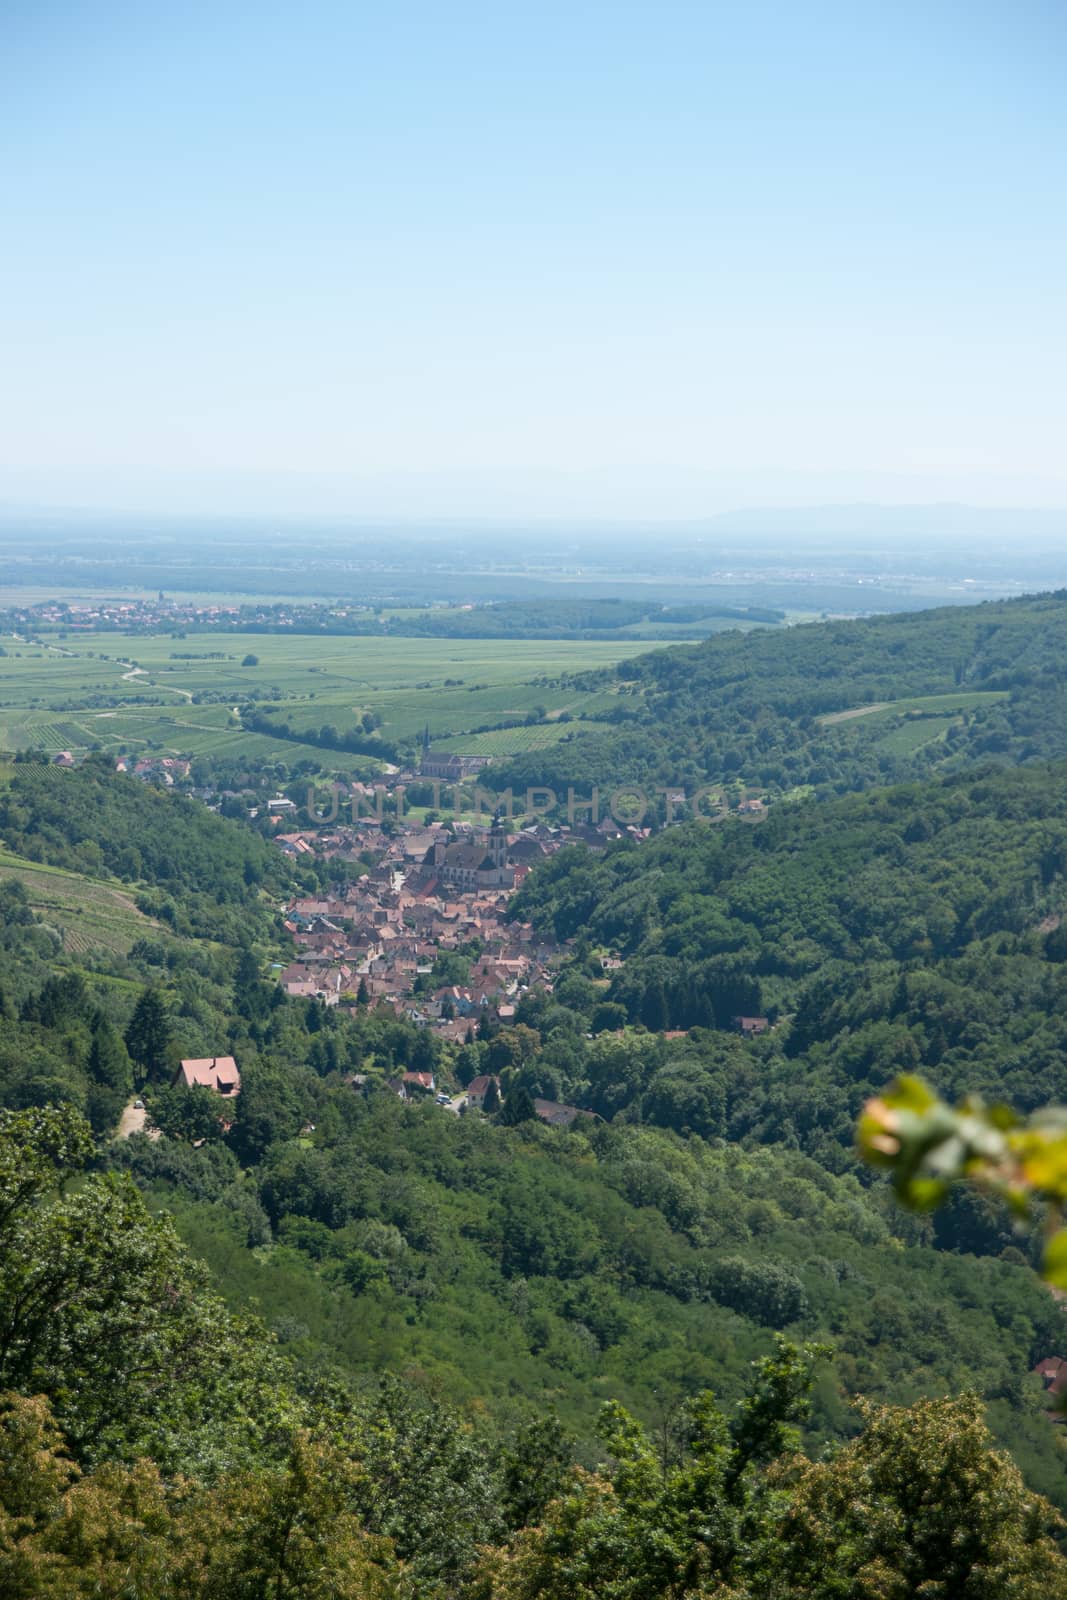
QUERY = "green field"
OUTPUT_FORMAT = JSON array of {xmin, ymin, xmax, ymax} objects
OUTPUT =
[
  {"xmin": 0, "ymin": 847, "xmax": 165, "ymax": 956},
  {"xmin": 819, "ymin": 690, "xmax": 1009, "ymax": 727},
  {"xmin": 432, "ymin": 719, "xmax": 614, "ymax": 756},
  {"xmin": 0, "ymin": 632, "xmax": 654, "ymax": 769},
  {"xmin": 871, "ymin": 714, "xmax": 960, "ymax": 757},
  {"xmin": 819, "ymin": 690, "xmax": 1010, "ymax": 760}
]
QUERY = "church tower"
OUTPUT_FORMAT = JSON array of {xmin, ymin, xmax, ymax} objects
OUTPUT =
[{"xmin": 488, "ymin": 816, "xmax": 508, "ymax": 869}]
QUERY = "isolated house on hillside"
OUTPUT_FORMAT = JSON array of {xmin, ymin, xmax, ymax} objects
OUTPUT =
[
  {"xmin": 176, "ymin": 1055, "xmax": 241, "ymax": 1096},
  {"xmin": 401, "ymin": 1069, "xmax": 436, "ymax": 1094},
  {"xmin": 466, "ymin": 1074, "xmax": 500, "ymax": 1110}
]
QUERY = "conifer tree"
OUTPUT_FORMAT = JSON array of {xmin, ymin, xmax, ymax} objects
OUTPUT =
[{"xmin": 123, "ymin": 987, "xmax": 172, "ymax": 1084}]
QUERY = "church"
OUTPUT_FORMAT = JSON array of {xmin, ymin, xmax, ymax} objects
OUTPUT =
[{"xmin": 428, "ymin": 819, "xmax": 514, "ymax": 892}]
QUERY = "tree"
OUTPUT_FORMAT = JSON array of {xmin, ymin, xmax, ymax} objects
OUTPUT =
[
  {"xmin": 0, "ymin": 1106, "xmax": 299, "ymax": 1470},
  {"xmin": 348, "ymin": 1375, "xmax": 503, "ymax": 1587},
  {"xmin": 0, "ymin": 1395, "xmax": 402, "ymax": 1599},
  {"xmin": 85, "ymin": 1013, "xmax": 134, "ymax": 1134},
  {"xmin": 499, "ymin": 1415, "xmax": 575, "ymax": 1531},
  {"xmin": 474, "ymin": 1339, "xmax": 827, "ymax": 1599},
  {"xmin": 241, "ymin": 653, "xmax": 259, "ymax": 666},
  {"xmin": 147, "ymin": 1083, "xmax": 225, "ymax": 1144},
  {"xmin": 487, "ymin": 1026, "xmax": 542, "ymax": 1075},
  {"xmin": 234, "ymin": 948, "xmax": 269, "ymax": 1021},
  {"xmin": 124, "ymin": 987, "xmax": 172, "ymax": 1084},
  {"xmin": 188, "ymin": 1432, "xmax": 401, "ymax": 1599},
  {"xmin": 228, "ymin": 1061, "xmax": 314, "ymax": 1166},
  {"xmin": 708, "ymin": 1256, "xmax": 810, "ymax": 1329},
  {"xmin": 775, "ymin": 1393, "xmax": 1065, "ymax": 1599},
  {"xmin": 499, "ymin": 1085, "xmax": 536, "ymax": 1127}
]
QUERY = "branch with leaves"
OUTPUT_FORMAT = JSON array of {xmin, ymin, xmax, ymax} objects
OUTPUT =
[{"xmin": 859, "ymin": 1075, "xmax": 1067, "ymax": 1285}]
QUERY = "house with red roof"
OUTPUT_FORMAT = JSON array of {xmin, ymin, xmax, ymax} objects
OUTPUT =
[{"xmin": 176, "ymin": 1055, "xmax": 241, "ymax": 1097}]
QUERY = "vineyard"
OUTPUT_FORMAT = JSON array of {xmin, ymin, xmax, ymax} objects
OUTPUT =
[
  {"xmin": 0, "ymin": 848, "xmax": 167, "ymax": 956},
  {"xmin": 0, "ymin": 629, "xmax": 651, "ymax": 771},
  {"xmin": 433, "ymin": 720, "xmax": 613, "ymax": 756}
]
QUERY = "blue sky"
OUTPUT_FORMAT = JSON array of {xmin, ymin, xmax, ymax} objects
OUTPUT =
[{"xmin": 1, "ymin": 1, "xmax": 1064, "ymax": 517}]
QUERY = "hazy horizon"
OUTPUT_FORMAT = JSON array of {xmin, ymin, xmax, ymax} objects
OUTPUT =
[{"xmin": 1, "ymin": 467, "xmax": 1067, "ymax": 527}]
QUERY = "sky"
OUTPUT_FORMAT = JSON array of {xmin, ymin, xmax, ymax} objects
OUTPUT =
[{"xmin": 0, "ymin": 0, "xmax": 1064, "ymax": 519}]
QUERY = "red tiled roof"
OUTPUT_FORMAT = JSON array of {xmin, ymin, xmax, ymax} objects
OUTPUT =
[{"xmin": 178, "ymin": 1055, "xmax": 241, "ymax": 1095}]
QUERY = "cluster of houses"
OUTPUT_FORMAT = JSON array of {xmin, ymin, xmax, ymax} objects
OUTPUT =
[
  {"xmin": 55, "ymin": 752, "xmax": 193, "ymax": 783},
  {"xmin": 15, "ymin": 596, "xmax": 243, "ymax": 632},
  {"xmin": 114, "ymin": 754, "xmax": 192, "ymax": 784},
  {"xmin": 275, "ymin": 817, "xmax": 564, "ymax": 1037}
]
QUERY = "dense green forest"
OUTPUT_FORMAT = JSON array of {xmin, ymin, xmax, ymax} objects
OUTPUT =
[
  {"xmin": 5, "ymin": 607, "xmax": 1067, "ymax": 1591},
  {"xmin": 4, "ymin": 1104, "xmax": 1066, "ymax": 1597},
  {"xmin": 2, "ymin": 818, "xmax": 1062, "ymax": 1505},
  {"xmin": 196, "ymin": 596, "xmax": 786, "ymax": 639},
  {"xmin": 508, "ymin": 762, "xmax": 1067, "ymax": 1166},
  {"xmin": 491, "ymin": 590, "xmax": 1067, "ymax": 803}
]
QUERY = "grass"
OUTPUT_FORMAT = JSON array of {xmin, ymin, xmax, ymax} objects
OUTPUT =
[
  {"xmin": 818, "ymin": 690, "xmax": 1008, "ymax": 727},
  {"xmin": 0, "ymin": 631, "xmax": 654, "ymax": 769},
  {"xmin": 432, "ymin": 720, "xmax": 613, "ymax": 756},
  {"xmin": 0, "ymin": 847, "xmax": 166, "ymax": 955},
  {"xmin": 873, "ymin": 715, "xmax": 959, "ymax": 757}
]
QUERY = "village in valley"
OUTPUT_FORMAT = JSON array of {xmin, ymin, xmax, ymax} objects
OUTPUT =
[
  {"xmin": 270, "ymin": 786, "xmax": 622, "ymax": 1124},
  {"xmin": 47, "ymin": 740, "xmax": 768, "ymax": 1127}
]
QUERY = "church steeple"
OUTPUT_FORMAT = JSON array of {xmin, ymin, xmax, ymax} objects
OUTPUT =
[{"xmin": 488, "ymin": 814, "xmax": 508, "ymax": 868}]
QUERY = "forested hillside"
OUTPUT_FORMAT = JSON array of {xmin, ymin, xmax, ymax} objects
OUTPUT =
[
  {"xmin": 493, "ymin": 589, "xmax": 1067, "ymax": 801},
  {"xmin": 9, "ymin": 1104, "xmax": 1063, "ymax": 1598},
  {"xmin": 508, "ymin": 762, "xmax": 1067, "ymax": 1167},
  {"xmin": 0, "ymin": 755, "xmax": 296, "ymax": 940},
  {"xmin": 4, "ymin": 635, "xmax": 1067, "ymax": 1592}
]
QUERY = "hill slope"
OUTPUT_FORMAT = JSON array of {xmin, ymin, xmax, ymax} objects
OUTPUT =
[
  {"xmin": 510, "ymin": 761, "xmax": 1067, "ymax": 1165},
  {"xmin": 493, "ymin": 589, "xmax": 1067, "ymax": 801}
]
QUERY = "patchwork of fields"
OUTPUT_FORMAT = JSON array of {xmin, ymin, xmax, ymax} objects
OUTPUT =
[{"xmin": 0, "ymin": 632, "xmax": 655, "ymax": 767}]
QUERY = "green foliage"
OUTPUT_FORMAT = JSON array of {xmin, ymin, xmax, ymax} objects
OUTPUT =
[
  {"xmin": 707, "ymin": 1257, "xmax": 810, "ymax": 1329},
  {"xmin": 859, "ymin": 1075, "xmax": 1067, "ymax": 1290},
  {"xmin": 147, "ymin": 1082, "xmax": 226, "ymax": 1142},
  {"xmin": 0, "ymin": 758, "xmax": 292, "ymax": 941},
  {"xmin": 124, "ymin": 985, "xmax": 173, "ymax": 1083},
  {"xmin": 498, "ymin": 1084, "xmax": 537, "ymax": 1126},
  {"xmin": 474, "ymin": 1340, "xmax": 826, "ymax": 1598},
  {"xmin": 0, "ymin": 1394, "xmax": 403, "ymax": 1599},
  {"xmin": 0, "ymin": 1105, "xmax": 299, "ymax": 1473},
  {"xmin": 493, "ymin": 589, "xmax": 1067, "ymax": 802},
  {"xmin": 775, "ymin": 1393, "xmax": 1066, "ymax": 1599},
  {"xmin": 135, "ymin": 1091, "xmax": 1067, "ymax": 1503},
  {"xmin": 512, "ymin": 763, "xmax": 1067, "ymax": 1172}
]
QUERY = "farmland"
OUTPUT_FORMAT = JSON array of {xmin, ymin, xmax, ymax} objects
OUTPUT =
[
  {"xmin": 432, "ymin": 720, "xmax": 614, "ymax": 756},
  {"xmin": 0, "ymin": 631, "xmax": 656, "ymax": 768},
  {"xmin": 817, "ymin": 689, "xmax": 1009, "ymax": 726},
  {"xmin": 817, "ymin": 690, "xmax": 1012, "ymax": 761},
  {"xmin": 0, "ymin": 846, "xmax": 166, "ymax": 957}
]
